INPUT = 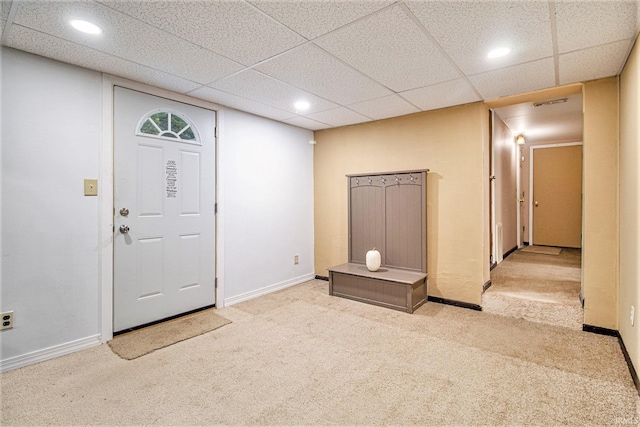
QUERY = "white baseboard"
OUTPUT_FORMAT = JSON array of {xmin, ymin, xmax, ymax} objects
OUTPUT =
[
  {"xmin": 224, "ymin": 273, "xmax": 315, "ymax": 306},
  {"xmin": 1, "ymin": 334, "xmax": 101, "ymax": 373}
]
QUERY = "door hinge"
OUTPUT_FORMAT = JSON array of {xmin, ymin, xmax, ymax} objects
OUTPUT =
[
  {"xmin": 215, "ymin": 203, "xmax": 218, "ymax": 214},
  {"xmin": 214, "ymin": 127, "xmax": 217, "ymax": 138},
  {"xmin": 215, "ymin": 278, "xmax": 218, "ymax": 289}
]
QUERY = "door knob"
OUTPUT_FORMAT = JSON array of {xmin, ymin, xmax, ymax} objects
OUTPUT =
[
  {"xmin": 534, "ymin": 201, "xmax": 539, "ymax": 207},
  {"xmin": 119, "ymin": 225, "xmax": 130, "ymax": 234}
]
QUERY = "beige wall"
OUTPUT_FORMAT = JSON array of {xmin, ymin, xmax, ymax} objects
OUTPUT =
[
  {"xmin": 619, "ymin": 36, "xmax": 640, "ymax": 373},
  {"xmin": 492, "ymin": 113, "xmax": 517, "ymax": 258},
  {"xmin": 582, "ymin": 77, "xmax": 619, "ymax": 329},
  {"xmin": 314, "ymin": 103, "xmax": 487, "ymax": 305}
]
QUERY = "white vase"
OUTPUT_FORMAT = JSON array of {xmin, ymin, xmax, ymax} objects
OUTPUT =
[{"xmin": 366, "ymin": 248, "xmax": 381, "ymax": 272}]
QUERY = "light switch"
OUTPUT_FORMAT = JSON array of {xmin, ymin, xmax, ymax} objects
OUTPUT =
[{"xmin": 84, "ymin": 179, "xmax": 98, "ymax": 196}]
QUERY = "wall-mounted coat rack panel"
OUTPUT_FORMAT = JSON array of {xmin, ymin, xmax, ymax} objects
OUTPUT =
[{"xmin": 348, "ymin": 171, "xmax": 427, "ymax": 273}]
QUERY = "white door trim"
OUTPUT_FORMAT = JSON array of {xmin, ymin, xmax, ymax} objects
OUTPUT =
[
  {"xmin": 99, "ymin": 75, "xmax": 226, "ymax": 343},
  {"xmin": 528, "ymin": 142, "xmax": 583, "ymax": 245}
]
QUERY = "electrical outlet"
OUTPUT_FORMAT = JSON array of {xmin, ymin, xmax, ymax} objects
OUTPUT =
[
  {"xmin": 1, "ymin": 311, "xmax": 14, "ymax": 330},
  {"xmin": 294, "ymin": 255, "xmax": 299, "ymax": 265},
  {"xmin": 631, "ymin": 306, "xmax": 635, "ymax": 326}
]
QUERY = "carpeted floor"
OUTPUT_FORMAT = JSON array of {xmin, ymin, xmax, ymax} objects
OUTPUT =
[
  {"xmin": 483, "ymin": 247, "xmax": 583, "ymax": 330},
  {"xmin": 1, "ymin": 279, "xmax": 638, "ymax": 426}
]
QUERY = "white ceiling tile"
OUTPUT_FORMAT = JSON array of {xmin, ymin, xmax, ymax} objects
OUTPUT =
[
  {"xmin": 314, "ymin": 4, "xmax": 461, "ymax": 92},
  {"xmin": 406, "ymin": 1, "xmax": 553, "ymax": 75},
  {"xmin": 255, "ymin": 43, "xmax": 392, "ymax": 105},
  {"xmin": 97, "ymin": 0, "xmax": 305, "ymax": 66},
  {"xmin": 469, "ymin": 58, "xmax": 556, "ymax": 100},
  {"xmin": 555, "ymin": 1, "xmax": 637, "ymax": 53},
  {"xmin": 1, "ymin": 0, "xmax": 10, "ymax": 20},
  {"xmin": 13, "ymin": 1, "xmax": 243, "ymax": 84},
  {"xmin": 189, "ymin": 86, "xmax": 296, "ymax": 122},
  {"xmin": 400, "ymin": 79, "xmax": 481, "ymax": 111},
  {"xmin": 559, "ymin": 39, "xmax": 632, "ymax": 85},
  {"xmin": 305, "ymin": 107, "xmax": 372, "ymax": 128},
  {"xmin": 6, "ymin": 25, "xmax": 200, "ymax": 93},
  {"xmin": 348, "ymin": 94, "xmax": 420, "ymax": 121},
  {"xmin": 210, "ymin": 69, "xmax": 338, "ymax": 114},
  {"xmin": 249, "ymin": 0, "xmax": 393, "ymax": 40},
  {"xmin": 283, "ymin": 116, "xmax": 332, "ymax": 131}
]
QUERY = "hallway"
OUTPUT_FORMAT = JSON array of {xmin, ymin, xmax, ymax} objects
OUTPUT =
[{"xmin": 483, "ymin": 247, "xmax": 583, "ymax": 330}]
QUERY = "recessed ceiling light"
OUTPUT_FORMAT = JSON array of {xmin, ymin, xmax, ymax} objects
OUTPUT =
[
  {"xmin": 70, "ymin": 19, "xmax": 103, "ymax": 35},
  {"xmin": 294, "ymin": 100, "xmax": 310, "ymax": 111},
  {"xmin": 487, "ymin": 47, "xmax": 511, "ymax": 59}
]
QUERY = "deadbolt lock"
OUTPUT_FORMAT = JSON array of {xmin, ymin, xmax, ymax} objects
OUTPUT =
[{"xmin": 119, "ymin": 208, "xmax": 129, "ymax": 217}]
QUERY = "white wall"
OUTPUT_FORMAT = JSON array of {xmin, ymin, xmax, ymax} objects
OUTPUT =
[
  {"xmin": 1, "ymin": 47, "xmax": 103, "ymax": 362},
  {"xmin": 1, "ymin": 47, "xmax": 316, "ymax": 369},
  {"xmin": 221, "ymin": 111, "xmax": 314, "ymax": 304}
]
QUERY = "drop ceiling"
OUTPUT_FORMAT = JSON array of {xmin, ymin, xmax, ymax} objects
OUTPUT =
[
  {"xmin": 494, "ymin": 93, "xmax": 584, "ymax": 144},
  {"xmin": 1, "ymin": 0, "xmax": 638, "ymax": 131}
]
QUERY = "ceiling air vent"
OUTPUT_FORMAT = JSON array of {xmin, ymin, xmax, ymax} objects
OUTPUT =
[{"xmin": 533, "ymin": 98, "xmax": 568, "ymax": 107}]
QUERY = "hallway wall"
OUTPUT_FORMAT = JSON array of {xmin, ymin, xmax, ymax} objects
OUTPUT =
[
  {"xmin": 582, "ymin": 77, "xmax": 619, "ymax": 330},
  {"xmin": 619, "ymin": 35, "xmax": 640, "ymax": 381},
  {"xmin": 492, "ymin": 113, "xmax": 517, "ymax": 259}
]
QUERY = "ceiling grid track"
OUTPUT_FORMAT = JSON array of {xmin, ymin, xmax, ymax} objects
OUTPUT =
[
  {"xmin": 399, "ymin": 2, "xmax": 483, "ymax": 101},
  {"xmin": 0, "ymin": 0, "xmax": 19, "ymax": 45},
  {"xmin": 548, "ymin": 1, "xmax": 561, "ymax": 87}
]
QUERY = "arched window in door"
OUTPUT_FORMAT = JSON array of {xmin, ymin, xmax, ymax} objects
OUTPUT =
[{"xmin": 137, "ymin": 110, "xmax": 200, "ymax": 144}]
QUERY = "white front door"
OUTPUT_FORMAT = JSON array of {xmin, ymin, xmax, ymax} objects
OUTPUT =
[{"xmin": 113, "ymin": 87, "xmax": 216, "ymax": 332}]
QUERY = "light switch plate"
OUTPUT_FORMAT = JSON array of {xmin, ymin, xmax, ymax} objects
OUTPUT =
[{"xmin": 84, "ymin": 179, "xmax": 98, "ymax": 196}]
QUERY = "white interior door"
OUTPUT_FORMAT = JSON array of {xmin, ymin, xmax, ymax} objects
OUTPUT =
[{"xmin": 113, "ymin": 87, "xmax": 216, "ymax": 332}]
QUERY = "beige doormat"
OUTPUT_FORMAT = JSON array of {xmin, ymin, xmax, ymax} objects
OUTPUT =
[
  {"xmin": 109, "ymin": 309, "xmax": 231, "ymax": 360},
  {"xmin": 519, "ymin": 245, "xmax": 562, "ymax": 255}
]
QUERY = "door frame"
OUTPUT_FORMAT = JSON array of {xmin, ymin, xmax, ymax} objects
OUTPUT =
[
  {"xmin": 99, "ymin": 75, "xmax": 226, "ymax": 342},
  {"xmin": 528, "ymin": 142, "xmax": 583, "ymax": 245}
]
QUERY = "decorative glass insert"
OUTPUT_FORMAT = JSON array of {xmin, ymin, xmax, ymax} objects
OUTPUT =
[{"xmin": 137, "ymin": 110, "xmax": 199, "ymax": 143}]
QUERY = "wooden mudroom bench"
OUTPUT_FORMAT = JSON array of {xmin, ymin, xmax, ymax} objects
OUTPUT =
[{"xmin": 328, "ymin": 263, "xmax": 427, "ymax": 313}]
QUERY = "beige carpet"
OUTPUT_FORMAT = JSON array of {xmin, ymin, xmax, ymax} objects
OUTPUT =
[
  {"xmin": 519, "ymin": 245, "xmax": 563, "ymax": 255},
  {"xmin": 2, "ymin": 280, "xmax": 638, "ymax": 426},
  {"xmin": 484, "ymin": 247, "xmax": 583, "ymax": 329},
  {"xmin": 108, "ymin": 308, "xmax": 231, "ymax": 360}
]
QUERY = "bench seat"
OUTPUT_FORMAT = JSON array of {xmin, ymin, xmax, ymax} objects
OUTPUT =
[{"xmin": 328, "ymin": 263, "xmax": 427, "ymax": 313}]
